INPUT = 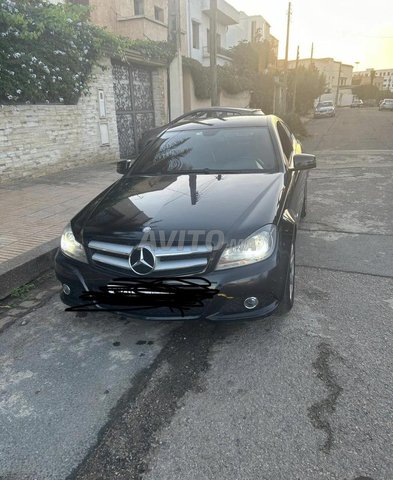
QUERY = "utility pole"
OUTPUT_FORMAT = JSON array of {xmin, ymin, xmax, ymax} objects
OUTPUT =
[
  {"xmin": 291, "ymin": 45, "xmax": 299, "ymax": 113},
  {"xmin": 310, "ymin": 42, "xmax": 314, "ymax": 61},
  {"xmin": 168, "ymin": 0, "xmax": 183, "ymax": 119},
  {"xmin": 283, "ymin": 2, "xmax": 292, "ymax": 114},
  {"xmin": 335, "ymin": 61, "xmax": 342, "ymax": 106},
  {"xmin": 209, "ymin": 0, "xmax": 219, "ymax": 106}
]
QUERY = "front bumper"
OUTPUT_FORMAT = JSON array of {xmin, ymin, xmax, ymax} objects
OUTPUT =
[
  {"xmin": 54, "ymin": 247, "xmax": 288, "ymax": 321},
  {"xmin": 314, "ymin": 110, "xmax": 335, "ymax": 118}
]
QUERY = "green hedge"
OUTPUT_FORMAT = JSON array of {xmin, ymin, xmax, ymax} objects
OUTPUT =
[
  {"xmin": 0, "ymin": 0, "xmax": 174, "ymax": 105},
  {"xmin": 182, "ymin": 56, "xmax": 252, "ymax": 100}
]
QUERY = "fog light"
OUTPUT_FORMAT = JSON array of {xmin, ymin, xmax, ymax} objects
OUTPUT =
[
  {"xmin": 62, "ymin": 284, "xmax": 71, "ymax": 295},
  {"xmin": 244, "ymin": 296, "xmax": 259, "ymax": 310}
]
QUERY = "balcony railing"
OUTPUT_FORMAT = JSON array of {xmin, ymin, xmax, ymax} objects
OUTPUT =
[{"xmin": 203, "ymin": 46, "xmax": 233, "ymax": 59}]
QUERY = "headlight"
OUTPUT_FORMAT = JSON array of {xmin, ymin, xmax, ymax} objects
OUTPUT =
[
  {"xmin": 216, "ymin": 224, "xmax": 277, "ymax": 270},
  {"xmin": 60, "ymin": 223, "xmax": 88, "ymax": 263}
]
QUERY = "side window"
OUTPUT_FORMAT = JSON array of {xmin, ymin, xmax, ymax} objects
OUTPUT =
[{"xmin": 277, "ymin": 122, "xmax": 293, "ymax": 161}]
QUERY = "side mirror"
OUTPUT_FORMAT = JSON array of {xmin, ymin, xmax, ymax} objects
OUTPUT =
[
  {"xmin": 116, "ymin": 159, "xmax": 134, "ymax": 175},
  {"xmin": 291, "ymin": 153, "xmax": 316, "ymax": 171}
]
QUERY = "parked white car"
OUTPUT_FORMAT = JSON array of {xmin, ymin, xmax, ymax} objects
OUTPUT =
[{"xmin": 379, "ymin": 99, "xmax": 393, "ymax": 111}]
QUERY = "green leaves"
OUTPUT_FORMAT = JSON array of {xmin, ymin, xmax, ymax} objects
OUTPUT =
[
  {"xmin": 0, "ymin": 0, "xmax": 175, "ymax": 105},
  {"xmin": 182, "ymin": 56, "xmax": 253, "ymax": 100},
  {"xmin": 287, "ymin": 65, "xmax": 326, "ymax": 115}
]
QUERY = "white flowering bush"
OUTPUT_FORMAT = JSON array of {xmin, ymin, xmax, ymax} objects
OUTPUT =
[{"xmin": 0, "ymin": 0, "xmax": 175, "ymax": 104}]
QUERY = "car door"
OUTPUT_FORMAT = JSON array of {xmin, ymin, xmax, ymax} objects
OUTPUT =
[{"xmin": 276, "ymin": 121, "xmax": 305, "ymax": 223}]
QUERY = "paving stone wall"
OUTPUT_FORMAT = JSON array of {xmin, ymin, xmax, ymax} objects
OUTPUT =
[{"xmin": 0, "ymin": 57, "xmax": 120, "ymax": 183}]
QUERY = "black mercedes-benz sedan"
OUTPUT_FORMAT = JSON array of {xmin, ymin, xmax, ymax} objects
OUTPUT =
[{"xmin": 55, "ymin": 115, "xmax": 316, "ymax": 321}]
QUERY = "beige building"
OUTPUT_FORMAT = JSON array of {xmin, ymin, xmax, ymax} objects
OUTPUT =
[
  {"xmin": 92, "ymin": 0, "xmax": 169, "ymax": 41},
  {"xmin": 227, "ymin": 11, "xmax": 270, "ymax": 48},
  {"xmin": 54, "ymin": 0, "xmax": 187, "ymax": 52},
  {"xmin": 282, "ymin": 57, "xmax": 353, "ymax": 93},
  {"xmin": 185, "ymin": 0, "xmax": 240, "ymax": 67},
  {"xmin": 353, "ymin": 68, "xmax": 393, "ymax": 92},
  {"xmin": 68, "ymin": 0, "xmax": 173, "ymax": 44}
]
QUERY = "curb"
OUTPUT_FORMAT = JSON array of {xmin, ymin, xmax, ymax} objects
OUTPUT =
[{"xmin": 0, "ymin": 238, "xmax": 59, "ymax": 300}]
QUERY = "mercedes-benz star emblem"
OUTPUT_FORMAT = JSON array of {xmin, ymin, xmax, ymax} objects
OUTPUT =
[{"xmin": 129, "ymin": 246, "xmax": 156, "ymax": 275}]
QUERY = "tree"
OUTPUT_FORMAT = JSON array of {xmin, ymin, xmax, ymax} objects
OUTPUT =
[
  {"xmin": 229, "ymin": 41, "xmax": 277, "ymax": 113},
  {"xmin": 229, "ymin": 42, "xmax": 325, "ymax": 116},
  {"xmin": 369, "ymin": 69, "xmax": 376, "ymax": 86},
  {"xmin": 0, "ymin": 0, "xmax": 174, "ymax": 104},
  {"xmin": 352, "ymin": 84, "xmax": 380, "ymax": 101},
  {"xmin": 287, "ymin": 65, "xmax": 325, "ymax": 115}
]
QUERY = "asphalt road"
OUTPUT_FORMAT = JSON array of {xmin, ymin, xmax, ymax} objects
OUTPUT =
[{"xmin": 0, "ymin": 107, "xmax": 392, "ymax": 480}]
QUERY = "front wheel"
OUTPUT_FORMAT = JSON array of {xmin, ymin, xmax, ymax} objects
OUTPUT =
[{"xmin": 278, "ymin": 241, "xmax": 295, "ymax": 315}]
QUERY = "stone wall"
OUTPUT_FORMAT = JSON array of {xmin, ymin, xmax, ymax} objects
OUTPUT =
[{"xmin": 0, "ymin": 58, "xmax": 120, "ymax": 183}]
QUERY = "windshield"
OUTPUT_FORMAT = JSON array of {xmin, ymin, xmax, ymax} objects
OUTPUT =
[
  {"xmin": 130, "ymin": 127, "xmax": 278, "ymax": 175},
  {"xmin": 317, "ymin": 101, "xmax": 333, "ymax": 108}
]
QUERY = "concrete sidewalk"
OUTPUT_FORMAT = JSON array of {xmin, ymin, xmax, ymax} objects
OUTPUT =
[{"xmin": 0, "ymin": 162, "xmax": 120, "ymax": 297}]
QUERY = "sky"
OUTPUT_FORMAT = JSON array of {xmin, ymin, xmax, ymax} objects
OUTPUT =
[{"xmin": 227, "ymin": 0, "xmax": 393, "ymax": 70}]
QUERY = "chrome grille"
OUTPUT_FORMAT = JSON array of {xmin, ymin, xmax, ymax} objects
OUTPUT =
[{"xmin": 88, "ymin": 240, "xmax": 213, "ymax": 275}]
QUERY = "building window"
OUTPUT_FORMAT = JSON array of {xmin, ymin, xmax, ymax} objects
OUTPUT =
[
  {"xmin": 134, "ymin": 0, "xmax": 144, "ymax": 16},
  {"xmin": 154, "ymin": 6, "xmax": 164, "ymax": 22},
  {"xmin": 192, "ymin": 21, "xmax": 200, "ymax": 49}
]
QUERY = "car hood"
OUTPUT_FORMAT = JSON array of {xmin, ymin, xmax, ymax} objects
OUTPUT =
[{"xmin": 73, "ymin": 173, "xmax": 285, "ymax": 247}]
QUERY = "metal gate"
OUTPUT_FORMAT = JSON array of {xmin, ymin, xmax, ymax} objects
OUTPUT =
[{"xmin": 112, "ymin": 62, "xmax": 155, "ymax": 159}]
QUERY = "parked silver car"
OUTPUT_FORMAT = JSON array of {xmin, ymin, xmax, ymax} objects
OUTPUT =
[
  {"xmin": 314, "ymin": 100, "xmax": 336, "ymax": 118},
  {"xmin": 350, "ymin": 99, "xmax": 363, "ymax": 108}
]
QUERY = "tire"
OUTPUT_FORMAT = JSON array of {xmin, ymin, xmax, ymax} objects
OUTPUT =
[{"xmin": 278, "ymin": 240, "xmax": 295, "ymax": 315}]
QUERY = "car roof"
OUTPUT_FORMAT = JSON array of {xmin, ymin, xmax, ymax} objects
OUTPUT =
[
  {"xmin": 165, "ymin": 115, "xmax": 273, "ymax": 132},
  {"xmin": 182, "ymin": 107, "xmax": 263, "ymax": 114}
]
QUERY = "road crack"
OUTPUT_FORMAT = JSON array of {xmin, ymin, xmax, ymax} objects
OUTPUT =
[
  {"xmin": 67, "ymin": 321, "xmax": 239, "ymax": 480},
  {"xmin": 308, "ymin": 342, "xmax": 343, "ymax": 454}
]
